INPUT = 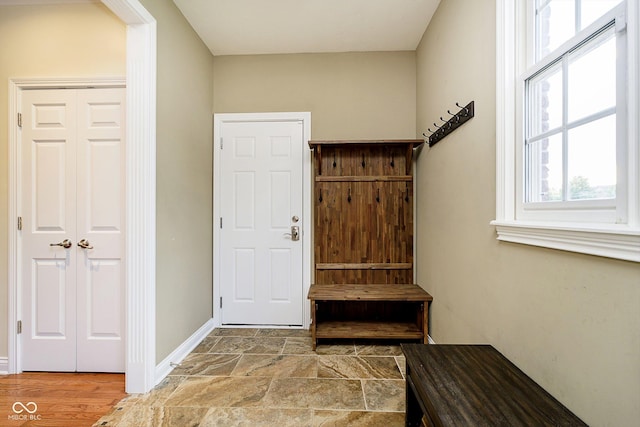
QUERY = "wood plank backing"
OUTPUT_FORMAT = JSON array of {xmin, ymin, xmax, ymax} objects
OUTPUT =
[
  {"xmin": 315, "ymin": 180, "xmax": 413, "ymax": 282},
  {"xmin": 312, "ymin": 141, "xmax": 417, "ymax": 285},
  {"xmin": 315, "ymin": 270, "xmax": 414, "ymax": 284}
]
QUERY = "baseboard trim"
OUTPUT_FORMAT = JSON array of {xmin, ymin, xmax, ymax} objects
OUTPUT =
[
  {"xmin": 154, "ymin": 318, "xmax": 215, "ymax": 386},
  {"xmin": 428, "ymin": 335, "xmax": 436, "ymax": 344},
  {"xmin": 0, "ymin": 357, "xmax": 8, "ymax": 375}
]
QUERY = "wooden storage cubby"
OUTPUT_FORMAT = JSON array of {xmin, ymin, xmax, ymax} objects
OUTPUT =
[{"xmin": 308, "ymin": 140, "xmax": 432, "ymax": 349}]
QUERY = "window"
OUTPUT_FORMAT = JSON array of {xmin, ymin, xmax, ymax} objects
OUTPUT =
[{"xmin": 494, "ymin": 0, "xmax": 640, "ymax": 262}]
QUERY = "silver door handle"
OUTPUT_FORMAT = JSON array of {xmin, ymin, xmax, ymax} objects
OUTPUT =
[
  {"xmin": 78, "ymin": 239, "xmax": 94, "ymax": 249},
  {"xmin": 50, "ymin": 239, "xmax": 72, "ymax": 249},
  {"xmin": 284, "ymin": 226, "xmax": 300, "ymax": 241}
]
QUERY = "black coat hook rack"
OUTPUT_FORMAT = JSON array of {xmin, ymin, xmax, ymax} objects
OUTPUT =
[{"xmin": 423, "ymin": 101, "xmax": 475, "ymax": 147}]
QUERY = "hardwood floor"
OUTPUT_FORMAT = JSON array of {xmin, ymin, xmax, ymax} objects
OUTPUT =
[{"xmin": 0, "ymin": 372, "xmax": 126, "ymax": 427}]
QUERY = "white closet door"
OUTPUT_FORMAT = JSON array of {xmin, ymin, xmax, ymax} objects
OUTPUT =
[{"xmin": 21, "ymin": 88, "xmax": 125, "ymax": 372}]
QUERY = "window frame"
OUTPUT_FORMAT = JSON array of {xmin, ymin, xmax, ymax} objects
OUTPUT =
[{"xmin": 494, "ymin": 0, "xmax": 640, "ymax": 262}]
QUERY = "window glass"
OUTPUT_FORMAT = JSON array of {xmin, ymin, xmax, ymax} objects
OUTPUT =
[
  {"xmin": 527, "ymin": 7, "xmax": 619, "ymax": 204},
  {"xmin": 536, "ymin": 0, "xmax": 575, "ymax": 59},
  {"xmin": 526, "ymin": 133, "xmax": 563, "ymax": 202},
  {"xmin": 581, "ymin": 0, "xmax": 624, "ymax": 29},
  {"xmin": 535, "ymin": 0, "xmax": 623, "ymax": 60},
  {"xmin": 568, "ymin": 28, "xmax": 616, "ymax": 122},
  {"xmin": 527, "ymin": 64, "xmax": 563, "ymax": 138},
  {"xmin": 567, "ymin": 115, "xmax": 616, "ymax": 200}
]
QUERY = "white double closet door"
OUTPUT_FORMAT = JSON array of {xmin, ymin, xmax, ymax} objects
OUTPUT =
[{"xmin": 20, "ymin": 88, "xmax": 125, "ymax": 372}]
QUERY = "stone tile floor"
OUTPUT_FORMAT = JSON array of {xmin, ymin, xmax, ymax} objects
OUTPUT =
[{"xmin": 95, "ymin": 328, "xmax": 408, "ymax": 426}]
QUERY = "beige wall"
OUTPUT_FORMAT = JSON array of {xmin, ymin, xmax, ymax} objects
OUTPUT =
[
  {"xmin": 138, "ymin": 0, "xmax": 214, "ymax": 362},
  {"xmin": 213, "ymin": 52, "xmax": 416, "ymax": 139},
  {"xmin": 0, "ymin": 3, "xmax": 126, "ymax": 359},
  {"xmin": 415, "ymin": 1, "xmax": 640, "ymax": 426}
]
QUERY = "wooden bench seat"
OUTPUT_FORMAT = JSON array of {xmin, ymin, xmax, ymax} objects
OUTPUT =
[{"xmin": 308, "ymin": 284, "xmax": 432, "ymax": 350}]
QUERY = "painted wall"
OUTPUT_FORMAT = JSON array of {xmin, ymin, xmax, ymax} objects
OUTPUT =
[
  {"xmin": 138, "ymin": 0, "xmax": 214, "ymax": 362},
  {"xmin": 415, "ymin": 1, "xmax": 640, "ymax": 426},
  {"xmin": 213, "ymin": 52, "xmax": 416, "ymax": 139},
  {"xmin": 0, "ymin": 3, "xmax": 126, "ymax": 361}
]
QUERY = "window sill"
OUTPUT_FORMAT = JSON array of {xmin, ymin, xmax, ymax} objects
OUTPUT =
[{"xmin": 490, "ymin": 220, "xmax": 640, "ymax": 262}]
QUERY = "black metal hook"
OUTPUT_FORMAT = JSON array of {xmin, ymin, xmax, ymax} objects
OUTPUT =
[
  {"xmin": 376, "ymin": 188, "xmax": 380, "ymax": 203},
  {"xmin": 318, "ymin": 189, "xmax": 323, "ymax": 203},
  {"xmin": 348, "ymin": 187, "xmax": 352, "ymax": 203},
  {"xmin": 456, "ymin": 102, "xmax": 470, "ymax": 116}
]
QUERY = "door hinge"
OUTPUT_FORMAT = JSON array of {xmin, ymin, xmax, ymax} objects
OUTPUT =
[
  {"xmin": 17, "ymin": 320, "xmax": 22, "ymax": 334},
  {"xmin": 17, "ymin": 113, "xmax": 22, "ymax": 128},
  {"xmin": 219, "ymin": 297, "xmax": 223, "ymax": 309},
  {"xmin": 17, "ymin": 216, "xmax": 22, "ymax": 230},
  {"xmin": 220, "ymin": 217, "xmax": 223, "ymax": 229},
  {"xmin": 220, "ymin": 137, "xmax": 223, "ymax": 149}
]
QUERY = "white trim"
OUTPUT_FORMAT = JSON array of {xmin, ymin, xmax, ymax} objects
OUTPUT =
[
  {"xmin": 494, "ymin": 0, "xmax": 640, "ymax": 262},
  {"xmin": 154, "ymin": 318, "xmax": 215, "ymax": 385},
  {"xmin": 110, "ymin": 0, "xmax": 157, "ymax": 394},
  {"xmin": 6, "ymin": 0, "xmax": 157, "ymax": 394},
  {"xmin": 0, "ymin": 357, "xmax": 8, "ymax": 374},
  {"xmin": 427, "ymin": 335, "xmax": 436, "ymax": 345},
  {"xmin": 493, "ymin": 221, "xmax": 640, "ymax": 262},
  {"xmin": 213, "ymin": 112, "xmax": 312, "ymax": 329}
]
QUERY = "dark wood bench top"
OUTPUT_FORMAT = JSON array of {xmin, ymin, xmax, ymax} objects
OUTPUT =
[
  {"xmin": 308, "ymin": 284, "xmax": 432, "ymax": 302},
  {"xmin": 402, "ymin": 344, "xmax": 587, "ymax": 426}
]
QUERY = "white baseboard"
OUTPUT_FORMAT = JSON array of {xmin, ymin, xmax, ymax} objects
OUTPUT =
[
  {"xmin": 0, "ymin": 357, "xmax": 8, "ymax": 375},
  {"xmin": 428, "ymin": 335, "xmax": 436, "ymax": 344},
  {"xmin": 154, "ymin": 318, "xmax": 215, "ymax": 386}
]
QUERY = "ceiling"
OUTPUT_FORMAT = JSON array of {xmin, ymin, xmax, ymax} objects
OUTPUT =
[{"xmin": 172, "ymin": 0, "xmax": 441, "ymax": 56}]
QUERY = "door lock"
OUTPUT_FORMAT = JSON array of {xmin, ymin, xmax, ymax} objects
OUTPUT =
[{"xmin": 284, "ymin": 226, "xmax": 300, "ymax": 241}]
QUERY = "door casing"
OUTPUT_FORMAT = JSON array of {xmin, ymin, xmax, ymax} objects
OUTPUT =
[{"xmin": 213, "ymin": 112, "xmax": 312, "ymax": 330}]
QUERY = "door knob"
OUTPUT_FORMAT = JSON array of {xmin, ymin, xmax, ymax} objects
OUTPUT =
[
  {"xmin": 50, "ymin": 239, "xmax": 72, "ymax": 249},
  {"xmin": 77, "ymin": 239, "xmax": 94, "ymax": 249},
  {"xmin": 284, "ymin": 226, "xmax": 300, "ymax": 241}
]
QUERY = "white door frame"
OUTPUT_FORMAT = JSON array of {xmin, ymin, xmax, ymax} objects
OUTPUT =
[
  {"xmin": 213, "ymin": 112, "xmax": 312, "ymax": 330},
  {"xmin": 7, "ymin": 0, "xmax": 157, "ymax": 394}
]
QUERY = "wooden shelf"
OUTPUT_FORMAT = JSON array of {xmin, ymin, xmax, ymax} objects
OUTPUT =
[
  {"xmin": 315, "ymin": 321, "xmax": 424, "ymax": 340},
  {"xmin": 309, "ymin": 284, "xmax": 432, "ymax": 301},
  {"xmin": 315, "ymin": 175, "xmax": 413, "ymax": 182},
  {"xmin": 315, "ymin": 264, "xmax": 413, "ymax": 271},
  {"xmin": 308, "ymin": 139, "xmax": 425, "ymax": 148}
]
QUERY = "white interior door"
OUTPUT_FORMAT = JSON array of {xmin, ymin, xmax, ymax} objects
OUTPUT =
[
  {"xmin": 21, "ymin": 88, "xmax": 125, "ymax": 372},
  {"xmin": 220, "ymin": 120, "xmax": 304, "ymax": 326}
]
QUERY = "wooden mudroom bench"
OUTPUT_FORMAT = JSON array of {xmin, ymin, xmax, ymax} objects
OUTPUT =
[
  {"xmin": 308, "ymin": 139, "xmax": 431, "ymax": 350},
  {"xmin": 308, "ymin": 284, "xmax": 432, "ymax": 350}
]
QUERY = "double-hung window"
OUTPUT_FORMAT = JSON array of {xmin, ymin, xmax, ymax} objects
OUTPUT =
[{"xmin": 495, "ymin": 0, "xmax": 640, "ymax": 262}]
